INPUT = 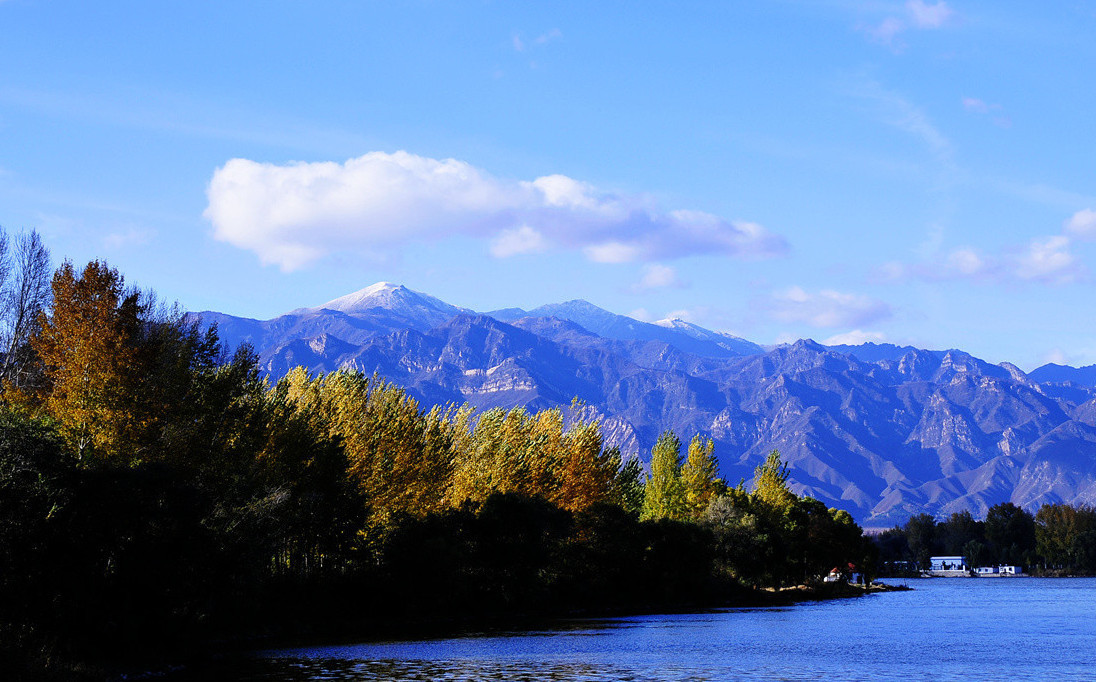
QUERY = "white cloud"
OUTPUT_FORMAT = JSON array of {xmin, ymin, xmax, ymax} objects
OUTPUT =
[
  {"xmin": 629, "ymin": 263, "xmax": 686, "ymax": 293},
  {"xmin": 1065, "ymin": 208, "xmax": 1096, "ymax": 240},
  {"xmin": 490, "ymin": 225, "xmax": 547, "ymax": 257},
  {"xmin": 1014, "ymin": 235, "xmax": 1080, "ymax": 283},
  {"xmin": 628, "ymin": 308, "xmax": 653, "ymax": 322},
  {"xmin": 1044, "ymin": 349, "xmax": 1070, "ymax": 366},
  {"xmin": 864, "ymin": 17, "xmax": 906, "ymax": 47},
  {"xmin": 534, "ymin": 29, "xmax": 562, "ymax": 46},
  {"xmin": 962, "ymin": 97, "xmax": 989, "ymax": 114},
  {"xmin": 512, "ymin": 29, "xmax": 559, "ymax": 53},
  {"xmin": 962, "ymin": 96, "xmax": 1010, "ymax": 128},
  {"xmin": 852, "ymin": 80, "xmax": 953, "ymax": 171},
  {"xmin": 584, "ymin": 242, "xmax": 642, "ymax": 264},
  {"xmin": 768, "ymin": 287, "xmax": 892, "ymax": 328},
  {"xmin": 945, "ymin": 248, "xmax": 986, "ymax": 277},
  {"xmin": 881, "ymin": 235, "xmax": 1084, "ymax": 285},
  {"xmin": 205, "ymin": 151, "xmax": 788, "ymax": 271},
  {"xmin": 822, "ymin": 330, "xmax": 888, "ymax": 346},
  {"xmin": 103, "ymin": 227, "xmax": 153, "ymax": 250},
  {"xmin": 906, "ymin": 0, "xmax": 953, "ymax": 28},
  {"xmin": 860, "ymin": 1, "xmax": 953, "ymax": 48}
]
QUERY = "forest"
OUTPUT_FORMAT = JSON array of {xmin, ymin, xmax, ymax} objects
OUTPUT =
[{"xmin": 0, "ymin": 236, "xmax": 872, "ymax": 677}]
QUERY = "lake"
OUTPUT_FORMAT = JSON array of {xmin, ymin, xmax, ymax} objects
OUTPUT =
[{"xmin": 191, "ymin": 578, "xmax": 1096, "ymax": 680}]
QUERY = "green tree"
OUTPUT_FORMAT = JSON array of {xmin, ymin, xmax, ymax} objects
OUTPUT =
[
  {"xmin": 641, "ymin": 431, "xmax": 686, "ymax": 521},
  {"xmin": 939, "ymin": 510, "xmax": 983, "ymax": 556},
  {"xmin": 985, "ymin": 502, "xmax": 1036, "ymax": 566},
  {"xmin": 904, "ymin": 513, "xmax": 938, "ymax": 570},
  {"xmin": 610, "ymin": 453, "xmax": 645, "ymax": 516}
]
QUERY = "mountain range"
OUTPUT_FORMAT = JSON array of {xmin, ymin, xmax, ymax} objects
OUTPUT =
[{"xmin": 191, "ymin": 282, "xmax": 1096, "ymax": 527}]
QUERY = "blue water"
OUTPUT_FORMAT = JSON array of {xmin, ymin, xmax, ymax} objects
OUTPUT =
[{"xmin": 216, "ymin": 579, "xmax": 1096, "ymax": 680}]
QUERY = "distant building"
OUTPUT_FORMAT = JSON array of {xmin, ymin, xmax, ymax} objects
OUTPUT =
[
  {"xmin": 930, "ymin": 556, "xmax": 968, "ymax": 572},
  {"xmin": 975, "ymin": 565, "xmax": 1024, "ymax": 577},
  {"xmin": 928, "ymin": 556, "xmax": 970, "ymax": 576}
]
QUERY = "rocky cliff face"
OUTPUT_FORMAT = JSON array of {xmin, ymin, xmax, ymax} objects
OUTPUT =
[{"xmin": 191, "ymin": 284, "xmax": 1096, "ymax": 525}]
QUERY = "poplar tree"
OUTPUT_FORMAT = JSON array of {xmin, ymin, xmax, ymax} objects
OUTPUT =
[
  {"xmin": 641, "ymin": 430, "xmax": 686, "ymax": 521},
  {"xmin": 681, "ymin": 435, "xmax": 723, "ymax": 519},
  {"xmin": 751, "ymin": 449, "xmax": 795, "ymax": 510}
]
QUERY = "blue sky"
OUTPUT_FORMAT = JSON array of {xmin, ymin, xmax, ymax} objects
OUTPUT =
[{"xmin": 1, "ymin": 1, "xmax": 1094, "ymax": 370}]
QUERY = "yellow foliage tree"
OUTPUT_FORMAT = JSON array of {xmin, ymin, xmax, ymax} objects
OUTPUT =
[
  {"xmin": 751, "ymin": 449, "xmax": 796, "ymax": 511},
  {"xmin": 681, "ymin": 435, "xmax": 723, "ymax": 519},
  {"xmin": 554, "ymin": 420, "xmax": 618, "ymax": 513},
  {"xmin": 29, "ymin": 261, "xmax": 142, "ymax": 463},
  {"xmin": 282, "ymin": 368, "xmax": 455, "ymax": 522}
]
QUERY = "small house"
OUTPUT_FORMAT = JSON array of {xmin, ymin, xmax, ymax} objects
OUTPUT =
[
  {"xmin": 927, "ymin": 556, "xmax": 970, "ymax": 576},
  {"xmin": 974, "ymin": 564, "xmax": 1025, "ymax": 577},
  {"xmin": 929, "ymin": 556, "xmax": 968, "ymax": 572}
]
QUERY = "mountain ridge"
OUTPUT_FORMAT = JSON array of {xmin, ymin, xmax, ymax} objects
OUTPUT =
[{"xmin": 190, "ymin": 282, "xmax": 1096, "ymax": 525}]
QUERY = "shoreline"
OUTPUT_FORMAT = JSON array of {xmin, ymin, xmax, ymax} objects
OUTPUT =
[{"xmin": 147, "ymin": 581, "xmax": 908, "ymax": 680}]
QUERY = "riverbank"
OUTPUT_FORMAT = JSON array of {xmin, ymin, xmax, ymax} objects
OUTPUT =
[
  {"xmin": 126, "ymin": 581, "xmax": 906, "ymax": 682},
  {"xmin": 167, "ymin": 578, "xmax": 1096, "ymax": 681}
]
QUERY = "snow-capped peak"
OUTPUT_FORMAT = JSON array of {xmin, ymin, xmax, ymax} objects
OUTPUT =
[{"xmin": 655, "ymin": 317, "xmax": 690, "ymax": 329}]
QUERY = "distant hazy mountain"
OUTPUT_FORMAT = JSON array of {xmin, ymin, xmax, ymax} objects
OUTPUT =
[
  {"xmin": 191, "ymin": 282, "xmax": 1096, "ymax": 526},
  {"xmin": 1028, "ymin": 363, "xmax": 1096, "ymax": 388},
  {"xmin": 488, "ymin": 300, "xmax": 762, "ymax": 358}
]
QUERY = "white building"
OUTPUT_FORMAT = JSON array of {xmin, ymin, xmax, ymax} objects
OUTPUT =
[
  {"xmin": 929, "ymin": 556, "xmax": 968, "ymax": 572},
  {"xmin": 976, "ymin": 564, "xmax": 1024, "ymax": 577}
]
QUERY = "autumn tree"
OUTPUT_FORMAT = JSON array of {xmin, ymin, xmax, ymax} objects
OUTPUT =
[
  {"xmin": 28, "ymin": 261, "xmax": 143, "ymax": 462},
  {"xmin": 641, "ymin": 431, "xmax": 686, "ymax": 521},
  {"xmin": 751, "ymin": 449, "xmax": 795, "ymax": 511},
  {"xmin": 681, "ymin": 435, "xmax": 723, "ymax": 519},
  {"xmin": 555, "ymin": 420, "xmax": 619, "ymax": 513},
  {"xmin": 1035, "ymin": 503, "xmax": 1096, "ymax": 572}
]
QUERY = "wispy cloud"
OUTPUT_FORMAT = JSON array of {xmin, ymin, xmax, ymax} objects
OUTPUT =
[
  {"xmin": 962, "ymin": 96, "xmax": 1011, "ymax": 128},
  {"xmin": 881, "ymin": 208, "xmax": 1096, "ymax": 286},
  {"xmin": 860, "ymin": 0, "xmax": 955, "ymax": 50},
  {"xmin": 489, "ymin": 225, "xmax": 548, "ymax": 257},
  {"xmin": 512, "ymin": 28, "xmax": 562, "ymax": 53},
  {"xmin": 766, "ymin": 286, "xmax": 892, "ymax": 328},
  {"xmin": 628, "ymin": 263, "xmax": 687, "ymax": 294},
  {"xmin": 879, "ymin": 229, "xmax": 1087, "ymax": 285},
  {"xmin": 962, "ymin": 97, "xmax": 992, "ymax": 114},
  {"xmin": 1065, "ymin": 208, "xmax": 1096, "ymax": 240},
  {"xmin": 822, "ymin": 329, "xmax": 888, "ymax": 346},
  {"xmin": 205, "ymin": 151, "xmax": 788, "ymax": 271},
  {"xmin": 103, "ymin": 226, "xmax": 154, "ymax": 251},
  {"xmin": 906, "ymin": 0, "xmax": 953, "ymax": 28},
  {"xmin": 850, "ymin": 79, "xmax": 955, "ymax": 177},
  {"xmin": 0, "ymin": 85, "xmax": 373, "ymax": 157},
  {"xmin": 534, "ymin": 28, "xmax": 562, "ymax": 46}
]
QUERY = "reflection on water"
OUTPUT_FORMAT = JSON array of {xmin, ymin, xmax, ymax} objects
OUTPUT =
[
  {"xmin": 185, "ymin": 579, "xmax": 1096, "ymax": 681},
  {"xmin": 227, "ymin": 657, "xmax": 675, "ymax": 682}
]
